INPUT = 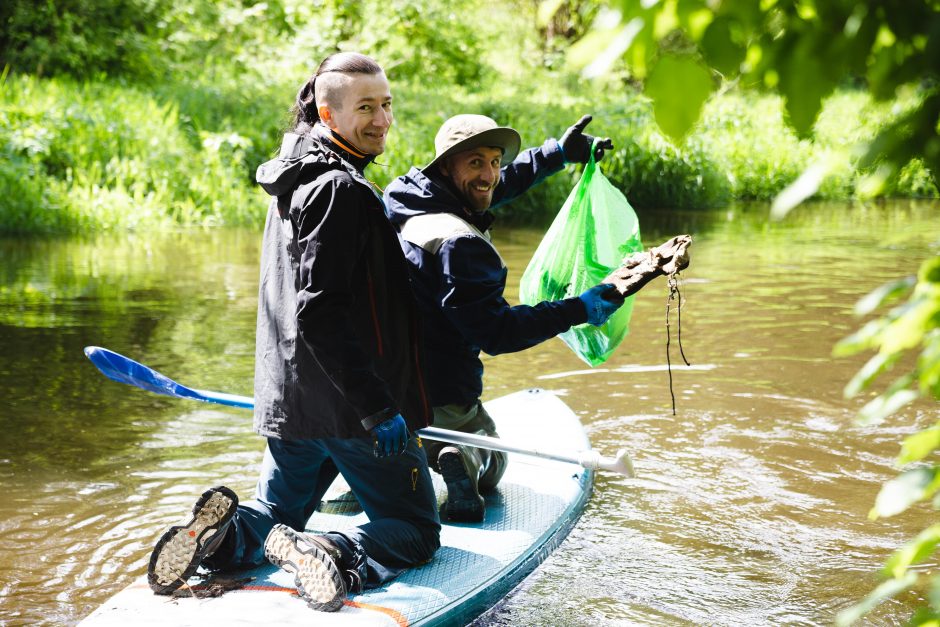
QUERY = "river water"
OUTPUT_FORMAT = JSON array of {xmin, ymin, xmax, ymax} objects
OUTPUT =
[{"xmin": 0, "ymin": 200, "xmax": 938, "ymax": 626}]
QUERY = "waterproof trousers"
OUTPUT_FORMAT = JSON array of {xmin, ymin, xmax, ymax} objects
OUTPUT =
[
  {"xmin": 423, "ymin": 401, "xmax": 508, "ymax": 494},
  {"xmin": 205, "ymin": 436, "xmax": 440, "ymax": 591}
]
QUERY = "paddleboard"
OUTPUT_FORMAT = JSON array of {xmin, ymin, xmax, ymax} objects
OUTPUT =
[{"xmin": 79, "ymin": 388, "xmax": 593, "ymax": 626}]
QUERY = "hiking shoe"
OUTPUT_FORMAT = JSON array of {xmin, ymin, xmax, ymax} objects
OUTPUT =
[
  {"xmin": 438, "ymin": 447, "xmax": 485, "ymax": 523},
  {"xmin": 264, "ymin": 524, "xmax": 347, "ymax": 612},
  {"xmin": 147, "ymin": 486, "xmax": 238, "ymax": 595}
]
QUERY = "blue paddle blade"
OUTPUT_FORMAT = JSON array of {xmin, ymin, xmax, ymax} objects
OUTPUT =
[{"xmin": 83, "ymin": 346, "xmax": 254, "ymax": 409}]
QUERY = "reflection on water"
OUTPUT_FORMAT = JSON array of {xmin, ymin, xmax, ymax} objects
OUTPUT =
[{"xmin": 1, "ymin": 202, "xmax": 938, "ymax": 625}]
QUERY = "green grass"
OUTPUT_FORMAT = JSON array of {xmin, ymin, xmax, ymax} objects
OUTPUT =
[{"xmin": 1, "ymin": 72, "xmax": 936, "ymax": 235}]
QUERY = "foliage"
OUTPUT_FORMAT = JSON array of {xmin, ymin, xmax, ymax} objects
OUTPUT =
[
  {"xmin": 0, "ymin": 0, "xmax": 167, "ymax": 78},
  {"xmin": 0, "ymin": 0, "xmax": 497, "ymax": 89},
  {"xmin": 0, "ymin": 0, "xmax": 937, "ymax": 234},
  {"xmin": 831, "ymin": 257, "xmax": 940, "ymax": 626},
  {"xmin": 3, "ymin": 64, "xmax": 937, "ymax": 234},
  {"xmin": 544, "ymin": 2, "xmax": 940, "ymax": 625},
  {"xmin": 0, "ymin": 73, "xmax": 269, "ymax": 233},
  {"xmin": 551, "ymin": 0, "xmax": 940, "ymax": 210}
]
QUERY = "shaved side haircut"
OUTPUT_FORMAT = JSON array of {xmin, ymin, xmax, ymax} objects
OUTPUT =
[{"xmin": 291, "ymin": 53, "xmax": 384, "ymax": 134}]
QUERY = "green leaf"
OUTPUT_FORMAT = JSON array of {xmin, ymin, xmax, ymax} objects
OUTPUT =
[
  {"xmin": 855, "ymin": 276, "xmax": 917, "ymax": 316},
  {"xmin": 834, "ymin": 319, "xmax": 890, "ymax": 357},
  {"xmin": 537, "ymin": 0, "xmax": 566, "ymax": 28},
  {"xmin": 881, "ymin": 297, "xmax": 934, "ymax": 355},
  {"xmin": 582, "ymin": 18, "xmax": 646, "ymax": 79},
  {"xmin": 776, "ymin": 33, "xmax": 834, "ymax": 137},
  {"xmin": 884, "ymin": 524, "xmax": 940, "ymax": 578},
  {"xmin": 835, "ymin": 571, "xmax": 918, "ymax": 627},
  {"xmin": 857, "ymin": 163, "xmax": 895, "ymax": 199},
  {"xmin": 844, "ymin": 350, "xmax": 898, "ymax": 398},
  {"xmin": 899, "ymin": 424, "xmax": 940, "ymax": 465},
  {"xmin": 856, "ymin": 386, "xmax": 919, "ymax": 427},
  {"xmin": 700, "ymin": 15, "xmax": 746, "ymax": 76},
  {"xmin": 929, "ymin": 575, "xmax": 940, "ymax": 613},
  {"xmin": 920, "ymin": 330, "xmax": 940, "ymax": 396},
  {"xmin": 908, "ymin": 606, "xmax": 940, "ymax": 626},
  {"xmin": 644, "ymin": 54, "xmax": 713, "ymax": 141},
  {"xmin": 770, "ymin": 158, "xmax": 840, "ymax": 220},
  {"xmin": 919, "ymin": 256, "xmax": 940, "ymax": 285},
  {"xmin": 871, "ymin": 467, "xmax": 940, "ymax": 519},
  {"xmin": 567, "ymin": 27, "xmax": 616, "ymax": 71}
]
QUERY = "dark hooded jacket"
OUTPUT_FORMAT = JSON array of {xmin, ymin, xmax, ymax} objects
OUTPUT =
[
  {"xmin": 253, "ymin": 124, "xmax": 431, "ymax": 440},
  {"xmin": 383, "ymin": 139, "xmax": 588, "ymax": 407}
]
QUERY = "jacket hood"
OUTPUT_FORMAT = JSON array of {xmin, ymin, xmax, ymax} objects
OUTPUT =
[
  {"xmin": 256, "ymin": 124, "xmax": 374, "ymax": 198},
  {"xmin": 385, "ymin": 166, "xmax": 495, "ymax": 231}
]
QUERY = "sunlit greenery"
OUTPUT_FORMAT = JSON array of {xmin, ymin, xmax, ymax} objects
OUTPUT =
[
  {"xmin": 1, "ymin": 0, "xmax": 937, "ymax": 234},
  {"xmin": 832, "ymin": 257, "xmax": 940, "ymax": 627},
  {"xmin": 0, "ymin": 1, "xmax": 939, "ymax": 621}
]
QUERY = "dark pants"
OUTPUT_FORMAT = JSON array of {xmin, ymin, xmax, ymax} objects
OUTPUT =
[{"xmin": 206, "ymin": 436, "xmax": 440, "ymax": 591}]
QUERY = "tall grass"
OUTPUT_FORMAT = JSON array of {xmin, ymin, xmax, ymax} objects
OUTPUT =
[
  {"xmin": 0, "ymin": 75, "xmax": 275, "ymax": 233},
  {"xmin": 1, "ymin": 72, "xmax": 936, "ymax": 235}
]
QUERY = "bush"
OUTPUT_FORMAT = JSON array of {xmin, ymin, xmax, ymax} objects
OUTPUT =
[
  {"xmin": 1, "ymin": 69, "xmax": 936, "ymax": 235},
  {"xmin": 0, "ymin": 75, "xmax": 268, "ymax": 232},
  {"xmin": 0, "ymin": 0, "xmax": 167, "ymax": 79}
]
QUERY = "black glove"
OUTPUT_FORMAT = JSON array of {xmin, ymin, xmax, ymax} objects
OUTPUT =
[{"xmin": 559, "ymin": 114, "xmax": 614, "ymax": 164}]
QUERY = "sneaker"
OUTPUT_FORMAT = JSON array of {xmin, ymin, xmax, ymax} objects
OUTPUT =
[
  {"xmin": 438, "ymin": 447, "xmax": 485, "ymax": 523},
  {"xmin": 147, "ymin": 486, "xmax": 238, "ymax": 595},
  {"xmin": 264, "ymin": 524, "xmax": 347, "ymax": 612}
]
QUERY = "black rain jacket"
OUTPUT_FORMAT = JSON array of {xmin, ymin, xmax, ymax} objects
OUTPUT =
[{"xmin": 253, "ymin": 125, "xmax": 431, "ymax": 440}]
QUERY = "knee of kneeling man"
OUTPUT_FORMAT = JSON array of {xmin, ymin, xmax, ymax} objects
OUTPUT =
[{"xmin": 418, "ymin": 524, "xmax": 442, "ymax": 561}]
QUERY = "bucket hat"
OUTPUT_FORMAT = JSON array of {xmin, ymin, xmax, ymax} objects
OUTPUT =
[{"xmin": 424, "ymin": 114, "xmax": 521, "ymax": 171}]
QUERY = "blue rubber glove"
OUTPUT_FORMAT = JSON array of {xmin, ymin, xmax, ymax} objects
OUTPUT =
[
  {"xmin": 372, "ymin": 413, "xmax": 410, "ymax": 458},
  {"xmin": 578, "ymin": 283, "xmax": 622, "ymax": 326},
  {"xmin": 559, "ymin": 115, "xmax": 614, "ymax": 164}
]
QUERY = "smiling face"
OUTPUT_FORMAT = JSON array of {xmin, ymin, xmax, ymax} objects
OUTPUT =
[
  {"xmin": 440, "ymin": 146, "xmax": 503, "ymax": 212},
  {"xmin": 319, "ymin": 72, "xmax": 393, "ymax": 155}
]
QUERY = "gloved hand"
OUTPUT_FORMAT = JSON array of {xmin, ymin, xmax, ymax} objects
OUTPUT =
[
  {"xmin": 559, "ymin": 114, "xmax": 614, "ymax": 164},
  {"xmin": 578, "ymin": 283, "xmax": 623, "ymax": 326},
  {"xmin": 372, "ymin": 413, "xmax": 410, "ymax": 458}
]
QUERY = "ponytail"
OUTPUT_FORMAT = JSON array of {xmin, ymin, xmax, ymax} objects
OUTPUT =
[{"xmin": 290, "ymin": 52, "xmax": 383, "ymax": 135}]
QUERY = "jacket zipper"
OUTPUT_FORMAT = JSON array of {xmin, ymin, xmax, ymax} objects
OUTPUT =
[{"xmin": 366, "ymin": 268, "xmax": 384, "ymax": 357}]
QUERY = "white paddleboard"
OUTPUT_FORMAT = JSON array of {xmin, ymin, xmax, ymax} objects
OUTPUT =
[{"xmin": 79, "ymin": 388, "xmax": 593, "ymax": 626}]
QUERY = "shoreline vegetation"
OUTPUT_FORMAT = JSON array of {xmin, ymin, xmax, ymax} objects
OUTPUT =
[
  {"xmin": 2, "ymin": 72, "xmax": 936, "ymax": 236},
  {"xmin": 1, "ymin": 0, "xmax": 937, "ymax": 236}
]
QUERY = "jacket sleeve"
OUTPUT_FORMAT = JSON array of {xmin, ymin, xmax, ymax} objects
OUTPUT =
[
  {"xmin": 293, "ymin": 173, "xmax": 398, "ymax": 428},
  {"xmin": 438, "ymin": 234, "xmax": 587, "ymax": 356},
  {"xmin": 491, "ymin": 139, "xmax": 566, "ymax": 208}
]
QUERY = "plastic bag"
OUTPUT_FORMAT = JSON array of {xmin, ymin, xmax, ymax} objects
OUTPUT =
[{"xmin": 519, "ymin": 148, "xmax": 643, "ymax": 366}]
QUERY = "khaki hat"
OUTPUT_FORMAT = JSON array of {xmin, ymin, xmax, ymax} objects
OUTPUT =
[{"xmin": 424, "ymin": 114, "xmax": 521, "ymax": 171}]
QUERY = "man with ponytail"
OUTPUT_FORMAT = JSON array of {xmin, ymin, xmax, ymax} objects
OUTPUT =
[{"xmin": 145, "ymin": 53, "xmax": 440, "ymax": 613}]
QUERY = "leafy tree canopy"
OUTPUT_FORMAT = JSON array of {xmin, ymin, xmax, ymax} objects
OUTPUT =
[{"xmin": 550, "ymin": 0, "xmax": 940, "ymax": 210}]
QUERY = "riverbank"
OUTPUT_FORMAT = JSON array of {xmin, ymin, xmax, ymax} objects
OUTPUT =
[{"xmin": 1, "ymin": 72, "xmax": 936, "ymax": 234}]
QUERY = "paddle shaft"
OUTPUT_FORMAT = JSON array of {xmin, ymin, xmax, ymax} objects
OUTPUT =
[
  {"xmin": 418, "ymin": 426, "xmax": 630, "ymax": 476},
  {"xmin": 84, "ymin": 346, "xmax": 635, "ymax": 477}
]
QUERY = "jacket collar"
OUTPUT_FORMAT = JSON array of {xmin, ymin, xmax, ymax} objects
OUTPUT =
[{"xmin": 313, "ymin": 123, "xmax": 375, "ymax": 172}]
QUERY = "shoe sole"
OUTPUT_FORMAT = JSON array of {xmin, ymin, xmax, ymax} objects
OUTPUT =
[
  {"xmin": 438, "ymin": 450, "xmax": 485, "ymax": 523},
  {"xmin": 147, "ymin": 486, "xmax": 238, "ymax": 595},
  {"xmin": 264, "ymin": 525, "xmax": 345, "ymax": 612}
]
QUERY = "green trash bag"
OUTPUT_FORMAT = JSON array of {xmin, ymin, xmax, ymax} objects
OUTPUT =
[{"xmin": 519, "ymin": 148, "xmax": 643, "ymax": 366}]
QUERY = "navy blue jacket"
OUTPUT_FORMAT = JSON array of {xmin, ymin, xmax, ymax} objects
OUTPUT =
[
  {"xmin": 253, "ymin": 125, "xmax": 431, "ymax": 440},
  {"xmin": 384, "ymin": 139, "xmax": 588, "ymax": 407}
]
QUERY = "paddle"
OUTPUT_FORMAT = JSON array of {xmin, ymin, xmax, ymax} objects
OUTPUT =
[{"xmin": 84, "ymin": 346, "xmax": 635, "ymax": 477}]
